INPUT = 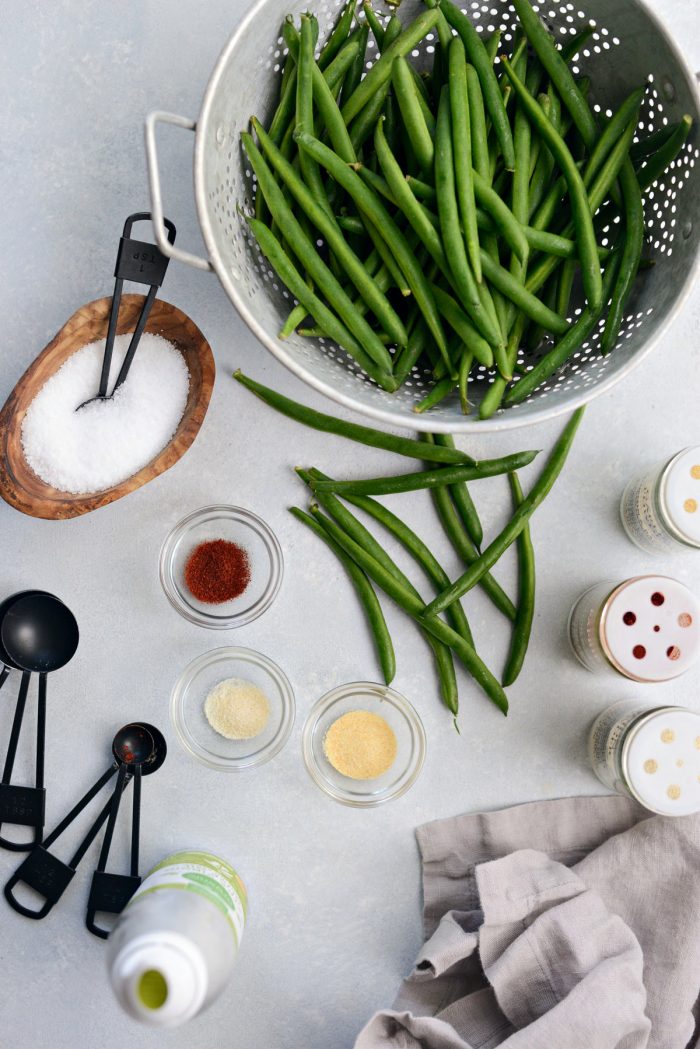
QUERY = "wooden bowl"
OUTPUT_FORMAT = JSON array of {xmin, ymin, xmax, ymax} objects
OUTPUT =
[{"xmin": 0, "ymin": 295, "xmax": 216, "ymax": 520}]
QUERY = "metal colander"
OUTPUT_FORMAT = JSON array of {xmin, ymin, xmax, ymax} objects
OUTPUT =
[{"xmin": 145, "ymin": 0, "xmax": 700, "ymax": 432}]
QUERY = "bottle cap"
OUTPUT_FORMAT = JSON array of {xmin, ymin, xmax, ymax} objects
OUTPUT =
[
  {"xmin": 661, "ymin": 447, "xmax": 700, "ymax": 547},
  {"xmin": 600, "ymin": 575, "xmax": 700, "ymax": 681},
  {"xmin": 623, "ymin": 708, "xmax": 700, "ymax": 815},
  {"xmin": 110, "ymin": 934, "xmax": 208, "ymax": 1028}
]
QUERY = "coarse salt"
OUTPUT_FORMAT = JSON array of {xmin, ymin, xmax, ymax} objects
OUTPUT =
[{"xmin": 21, "ymin": 332, "xmax": 190, "ymax": 494}]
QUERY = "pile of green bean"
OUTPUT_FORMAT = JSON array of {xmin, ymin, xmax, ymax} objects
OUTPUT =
[
  {"xmin": 235, "ymin": 369, "xmax": 583, "ymax": 720},
  {"xmin": 242, "ymin": 0, "xmax": 692, "ymax": 418}
]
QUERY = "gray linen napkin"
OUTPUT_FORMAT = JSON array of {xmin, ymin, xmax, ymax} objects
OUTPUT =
[{"xmin": 355, "ymin": 795, "xmax": 700, "ymax": 1049}]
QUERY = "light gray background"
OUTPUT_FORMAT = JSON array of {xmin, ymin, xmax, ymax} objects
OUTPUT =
[{"xmin": 1, "ymin": 1, "xmax": 699, "ymax": 1047}]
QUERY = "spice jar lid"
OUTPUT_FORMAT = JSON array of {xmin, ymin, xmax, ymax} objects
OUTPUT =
[
  {"xmin": 600, "ymin": 575, "xmax": 700, "ymax": 681},
  {"xmin": 623, "ymin": 708, "xmax": 700, "ymax": 816},
  {"xmin": 660, "ymin": 447, "xmax": 700, "ymax": 548}
]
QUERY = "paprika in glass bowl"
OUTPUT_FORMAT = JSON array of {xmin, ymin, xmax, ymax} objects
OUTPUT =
[{"xmin": 159, "ymin": 504, "xmax": 283, "ymax": 628}]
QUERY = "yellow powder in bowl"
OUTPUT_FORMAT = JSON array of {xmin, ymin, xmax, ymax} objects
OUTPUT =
[
  {"xmin": 204, "ymin": 678, "xmax": 270, "ymax": 740},
  {"xmin": 323, "ymin": 709, "xmax": 397, "ymax": 780}
]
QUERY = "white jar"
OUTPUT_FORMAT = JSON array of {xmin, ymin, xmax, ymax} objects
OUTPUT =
[
  {"xmin": 107, "ymin": 850, "xmax": 247, "ymax": 1029},
  {"xmin": 620, "ymin": 447, "xmax": 700, "ymax": 554},
  {"xmin": 588, "ymin": 700, "xmax": 700, "ymax": 815},
  {"xmin": 568, "ymin": 575, "xmax": 700, "ymax": 681}
]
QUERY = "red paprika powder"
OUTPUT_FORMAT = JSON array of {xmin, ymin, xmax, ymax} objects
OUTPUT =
[{"xmin": 184, "ymin": 539, "xmax": 251, "ymax": 604}]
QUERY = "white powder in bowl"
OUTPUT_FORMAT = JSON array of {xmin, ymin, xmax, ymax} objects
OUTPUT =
[
  {"xmin": 21, "ymin": 332, "xmax": 190, "ymax": 494},
  {"xmin": 204, "ymin": 678, "xmax": 271, "ymax": 740}
]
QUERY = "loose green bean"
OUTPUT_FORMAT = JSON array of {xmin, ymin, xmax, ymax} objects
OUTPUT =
[
  {"xmin": 501, "ymin": 472, "xmax": 535, "ymax": 686},
  {"xmin": 296, "ymin": 130, "xmax": 449, "ymax": 359},
  {"xmin": 309, "ymin": 449, "xmax": 539, "ymax": 496},
  {"xmin": 501, "ymin": 58, "xmax": 602, "ymax": 311},
  {"xmin": 253, "ymin": 119, "xmax": 408, "ymax": 346},
  {"xmin": 233, "ymin": 370, "xmax": 482, "ymax": 464},
  {"xmin": 440, "ymin": 0, "xmax": 515, "ymax": 170},
  {"xmin": 431, "ymin": 433, "xmax": 483, "ymax": 547},
  {"xmin": 425, "ymin": 408, "xmax": 584, "ymax": 616},
  {"xmin": 448, "ymin": 37, "xmax": 481, "ymax": 283},
  {"xmin": 290, "ymin": 506, "xmax": 395, "ymax": 683},
  {"xmin": 341, "ymin": 9, "xmax": 439, "ymax": 123},
  {"xmin": 309, "ymin": 505, "xmax": 507, "ymax": 714}
]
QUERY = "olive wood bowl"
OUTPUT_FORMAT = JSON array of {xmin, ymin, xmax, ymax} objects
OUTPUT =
[{"xmin": 0, "ymin": 294, "xmax": 215, "ymax": 520}]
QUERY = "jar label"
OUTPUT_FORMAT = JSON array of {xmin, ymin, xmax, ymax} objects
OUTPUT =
[
  {"xmin": 129, "ymin": 851, "xmax": 247, "ymax": 947},
  {"xmin": 621, "ymin": 470, "xmax": 678, "ymax": 554},
  {"xmin": 589, "ymin": 702, "xmax": 659, "ymax": 794}
]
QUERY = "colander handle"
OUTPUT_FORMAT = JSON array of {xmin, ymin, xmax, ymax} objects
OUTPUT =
[{"xmin": 144, "ymin": 111, "xmax": 213, "ymax": 273}]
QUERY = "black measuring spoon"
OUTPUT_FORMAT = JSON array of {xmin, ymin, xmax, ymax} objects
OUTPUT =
[
  {"xmin": 4, "ymin": 723, "xmax": 166, "ymax": 926},
  {"xmin": 86, "ymin": 722, "xmax": 167, "ymax": 938},
  {"xmin": 0, "ymin": 591, "xmax": 77, "ymax": 850}
]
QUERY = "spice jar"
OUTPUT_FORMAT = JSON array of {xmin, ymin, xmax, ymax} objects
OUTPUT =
[
  {"xmin": 620, "ymin": 447, "xmax": 700, "ymax": 554},
  {"xmin": 588, "ymin": 700, "xmax": 700, "ymax": 815},
  {"xmin": 568, "ymin": 575, "xmax": 700, "ymax": 681}
]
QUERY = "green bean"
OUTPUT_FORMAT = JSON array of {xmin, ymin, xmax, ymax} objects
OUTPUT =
[
  {"xmin": 440, "ymin": 0, "xmax": 515, "ymax": 170},
  {"xmin": 512, "ymin": 0, "xmax": 596, "ymax": 149},
  {"xmin": 502, "ymin": 472, "xmax": 535, "ymax": 687},
  {"xmin": 478, "ymin": 311, "xmax": 527, "ymax": 419},
  {"xmin": 279, "ymin": 302, "xmax": 308, "ymax": 338},
  {"xmin": 309, "ymin": 449, "xmax": 539, "ymax": 496},
  {"xmin": 309, "ymin": 505, "xmax": 507, "ymax": 714},
  {"xmin": 425, "ymin": 408, "xmax": 584, "ymax": 616},
  {"xmin": 472, "ymin": 170, "xmax": 529, "ymax": 264},
  {"xmin": 435, "ymin": 89, "xmax": 498, "ymax": 341},
  {"xmin": 525, "ymin": 115, "xmax": 638, "ymax": 296},
  {"xmin": 243, "ymin": 133, "xmax": 392, "ymax": 370},
  {"xmin": 505, "ymin": 253, "xmax": 621, "ymax": 405},
  {"xmin": 600, "ymin": 161, "xmax": 644, "ymax": 354},
  {"xmin": 342, "ymin": 24, "xmax": 369, "ymax": 102},
  {"xmin": 290, "ymin": 506, "xmax": 395, "ymax": 683},
  {"xmin": 356, "ymin": 164, "xmax": 397, "ymax": 204},
  {"xmin": 341, "ymin": 9, "xmax": 439, "ymax": 123},
  {"xmin": 485, "ymin": 30, "xmax": 501, "ymax": 63},
  {"xmin": 253, "ymin": 119, "xmax": 408, "ymax": 346},
  {"xmin": 324, "ymin": 480, "xmax": 476, "ymax": 648},
  {"xmin": 297, "ymin": 17, "xmax": 333, "ymax": 218},
  {"xmin": 448, "ymin": 37, "xmax": 481, "ymax": 283},
  {"xmin": 636, "ymin": 114, "xmax": 693, "ymax": 191},
  {"xmin": 466, "ymin": 63, "xmax": 490, "ymax": 181},
  {"xmin": 233, "ymin": 370, "xmax": 483, "ymax": 463},
  {"xmin": 307, "ymin": 489, "xmax": 460, "ymax": 715},
  {"xmin": 431, "ymin": 286, "xmax": 494, "ymax": 368},
  {"xmin": 296, "ymin": 130, "xmax": 449, "ymax": 358},
  {"xmin": 245, "ymin": 220, "xmax": 395, "ymax": 387},
  {"xmin": 336, "ymin": 214, "xmax": 365, "ymax": 235},
  {"xmin": 430, "ymin": 433, "xmax": 483, "ymax": 546},
  {"xmin": 269, "ymin": 65, "xmax": 299, "ymax": 146},
  {"xmin": 501, "ymin": 58, "xmax": 602, "ymax": 311},
  {"xmin": 630, "ymin": 119, "xmax": 684, "ymax": 164},
  {"xmin": 584, "ymin": 88, "xmax": 645, "ymax": 190},
  {"xmin": 393, "ymin": 318, "xmax": 428, "ymax": 386},
  {"xmin": 458, "ymin": 351, "xmax": 473, "ymax": 414},
  {"xmin": 478, "ymin": 250, "xmax": 568, "ymax": 334},
  {"xmin": 319, "ymin": 0, "xmax": 358, "ymax": 68},
  {"xmin": 362, "ymin": 1, "xmax": 386, "ymax": 48},
  {"xmin": 392, "ymin": 57, "xmax": 435, "ymax": 173},
  {"xmin": 413, "ymin": 377, "xmax": 455, "ymax": 412},
  {"xmin": 560, "ymin": 23, "xmax": 594, "ymax": 62},
  {"xmin": 426, "ymin": 461, "xmax": 516, "ymax": 620},
  {"xmin": 405, "ymin": 175, "xmax": 436, "ymax": 202},
  {"xmin": 312, "ymin": 61, "xmax": 357, "ymax": 164}
]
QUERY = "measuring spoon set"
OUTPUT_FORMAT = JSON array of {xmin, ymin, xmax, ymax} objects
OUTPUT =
[{"xmin": 0, "ymin": 589, "xmax": 167, "ymax": 937}]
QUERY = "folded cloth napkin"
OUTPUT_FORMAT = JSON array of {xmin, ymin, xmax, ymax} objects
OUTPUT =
[{"xmin": 355, "ymin": 795, "xmax": 700, "ymax": 1049}]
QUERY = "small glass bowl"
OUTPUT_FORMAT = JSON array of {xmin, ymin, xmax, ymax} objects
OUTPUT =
[
  {"xmin": 160, "ymin": 505, "xmax": 283, "ymax": 628},
  {"xmin": 302, "ymin": 682, "xmax": 426, "ymax": 807},
  {"xmin": 171, "ymin": 646, "xmax": 295, "ymax": 771}
]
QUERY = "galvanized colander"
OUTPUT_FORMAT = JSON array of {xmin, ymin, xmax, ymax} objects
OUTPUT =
[{"xmin": 145, "ymin": 0, "xmax": 700, "ymax": 432}]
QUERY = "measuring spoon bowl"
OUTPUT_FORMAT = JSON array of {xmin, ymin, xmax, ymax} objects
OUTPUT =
[{"xmin": 1, "ymin": 593, "xmax": 78, "ymax": 673}]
